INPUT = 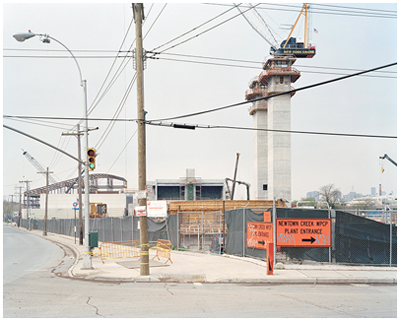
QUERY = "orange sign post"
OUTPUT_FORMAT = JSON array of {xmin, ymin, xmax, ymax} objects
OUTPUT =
[
  {"xmin": 266, "ymin": 242, "xmax": 274, "ymax": 275},
  {"xmin": 247, "ymin": 222, "xmax": 273, "ymax": 250},
  {"xmin": 276, "ymin": 218, "xmax": 332, "ymax": 247}
]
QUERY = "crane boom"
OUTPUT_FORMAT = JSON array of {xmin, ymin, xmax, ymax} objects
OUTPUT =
[
  {"xmin": 379, "ymin": 154, "xmax": 397, "ymax": 167},
  {"xmin": 22, "ymin": 149, "xmax": 57, "ymax": 184},
  {"xmin": 235, "ymin": 3, "xmax": 278, "ymax": 49}
]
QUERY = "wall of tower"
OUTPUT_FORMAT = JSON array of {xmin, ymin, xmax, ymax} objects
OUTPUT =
[
  {"xmin": 248, "ymin": 58, "xmax": 298, "ymax": 203},
  {"xmin": 267, "ymin": 93, "xmax": 291, "ymax": 202},
  {"xmin": 252, "ymin": 100, "xmax": 268, "ymax": 200}
]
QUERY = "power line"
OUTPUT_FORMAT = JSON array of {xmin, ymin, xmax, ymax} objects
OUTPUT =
[
  {"xmin": 3, "ymin": 115, "xmax": 137, "ymax": 122},
  {"xmin": 151, "ymin": 3, "xmax": 240, "ymax": 52},
  {"xmin": 157, "ymin": 52, "xmax": 397, "ymax": 74},
  {"xmin": 143, "ymin": 3, "xmax": 168, "ymax": 40},
  {"xmin": 147, "ymin": 62, "xmax": 397, "ymax": 122},
  {"xmin": 106, "ymin": 128, "xmax": 138, "ymax": 173},
  {"xmin": 96, "ymin": 74, "xmax": 137, "ymax": 151},
  {"xmin": 145, "ymin": 121, "xmax": 396, "ymax": 139},
  {"xmin": 156, "ymin": 4, "xmax": 261, "ymax": 54},
  {"xmin": 6, "ymin": 49, "xmax": 396, "ymax": 78},
  {"xmin": 203, "ymin": 3, "xmax": 396, "ymax": 19},
  {"xmin": 3, "ymin": 62, "xmax": 397, "ymax": 126},
  {"xmin": 151, "ymin": 56, "xmax": 396, "ymax": 79},
  {"xmin": 4, "ymin": 116, "xmax": 77, "ymax": 130},
  {"xmin": 310, "ymin": 3, "xmax": 396, "ymax": 14}
]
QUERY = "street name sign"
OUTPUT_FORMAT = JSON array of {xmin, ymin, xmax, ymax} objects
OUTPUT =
[
  {"xmin": 276, "ymin": 218, "xmax": 332, "ymax": 247},
  {"xmin": 247, "ymin": 222, "xmax": 273, "ymax": 250}
]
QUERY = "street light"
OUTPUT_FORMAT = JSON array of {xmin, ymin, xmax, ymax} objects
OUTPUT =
[{"xmin": 13, "ymin": 30, "xmax": 92, "ymax": 269}]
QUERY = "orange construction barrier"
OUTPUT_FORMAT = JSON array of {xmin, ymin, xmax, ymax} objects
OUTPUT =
[{"xmin": 151, "ymin": 239, "xmax": 173, "ymax": 264}]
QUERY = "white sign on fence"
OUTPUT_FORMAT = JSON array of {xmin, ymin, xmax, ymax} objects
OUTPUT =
[{"xmin": 147, "ymin": 201, "xmax": 167, "ymax": 218}]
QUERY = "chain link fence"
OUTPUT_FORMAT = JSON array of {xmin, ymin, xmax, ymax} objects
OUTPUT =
[
  {"xmin": 176, "ymin": 211, "xmax": 224, "ymax": 253},
  {"xmin": 18, "ymin": 205, "xmax": 396, "ymax": 267},
  {"xmin": 20, "ymin": 216, "xmax": 178, "ymax": 246},
  {"xmin": 224, "ymin": 207, "xmax": 397, "ymax": 266}
]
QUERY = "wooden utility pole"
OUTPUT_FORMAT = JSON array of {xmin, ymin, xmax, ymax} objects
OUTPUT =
[
  {"xmin": 38, "ymin": 167, "xmax": 53, "ymax": 236},
  {"xmin": 133, "ymin": 2, "xmax": 149, "ymax": 276},
  {"xmin": 19, "ymin": 179, "xmax": 32, "ymax": 229},
  {"xmin": 15, "ymin": 186, "xmax": 23, "ymax": 227}
]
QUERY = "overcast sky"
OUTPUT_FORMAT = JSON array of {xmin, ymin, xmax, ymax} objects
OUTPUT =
[{"xmin": 3, "ymin": 2, "xmax": 397, "ymax": 202}]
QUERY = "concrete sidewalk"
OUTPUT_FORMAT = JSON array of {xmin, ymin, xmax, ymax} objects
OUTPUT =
[{"xmin": 19, "ymin": 226, "xmax": 397, "ymax": 285}]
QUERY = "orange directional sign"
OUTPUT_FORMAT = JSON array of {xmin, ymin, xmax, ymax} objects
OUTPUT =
[
  {"xmin": 276, "ymin": 218, "xmax": 332, "ymax": 247},
  {"xmin": 247, "ymin": 222, "xmax": 273, "ymax": 250}
]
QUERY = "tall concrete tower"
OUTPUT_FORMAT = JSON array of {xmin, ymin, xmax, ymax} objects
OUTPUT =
[{"xmin": 246, "ymin": 57, "xmax": 300, "ymax": 202}]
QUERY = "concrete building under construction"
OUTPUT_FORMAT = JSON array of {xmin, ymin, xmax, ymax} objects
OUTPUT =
[{"xmin": 246, "ymin": 57, "xmax": 301, "ymax": 202}]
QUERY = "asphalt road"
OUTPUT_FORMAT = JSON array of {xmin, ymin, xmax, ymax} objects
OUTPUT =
[{"xmin": 3, "ymin": 225, "xmax": 397, "ymax": 318}]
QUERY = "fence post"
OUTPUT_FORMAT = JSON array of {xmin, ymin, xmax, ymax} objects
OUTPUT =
[
  {"xmin": 111, "ymin": 218, "xmax": 113, "ymax": 242},
  {"xmin": 273, "ymin": 198, "xmax": 276, "ymax": 265},
  {"xmin": 219, "ymin": 210, "xmax": 222, "ymax": 254},
  {"xmin": 328, "ymin": 208, "xmax": 331, "ymax": 264},
  {"xmin": 177, "ymin": 211, "xmax": 180, "ymax": 249},
  {"xmin": 202, "ymin": 211, "xmax": 204, "ymax": 251},
  {"xmin": 120, "ymin": 217, "xmax": 123, "ymax": 241},
  {"xmin": 331, "ymin": 209, "xmax": 336, "ymax": 263},
  {"xmin": 389, "ymin": 209, "xmax": 392, "ymax": 267},
  {"xmin": 166, "ymin": 217, "xmax": 170, "ymax": 242},
  {"xmin": 242, "ymin": 207, "xmax": 245, "ymax": 257}
]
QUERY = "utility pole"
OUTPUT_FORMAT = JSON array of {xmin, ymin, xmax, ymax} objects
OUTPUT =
[
  {"xmin": 15, "ymin": 186, "xmax": 22, "ymax": 227},
  {"xmin": 19, "ymin": 179, "xmax": 32, "ymax": 229},
  {"xmin": 38, "ymin": 167, "xmax": 53, "ymax": 236},
  {"xmin": 62, "ymin": 124, "xmax": 84, "ymax": 245},
  {"xmin": 133, "ymin": 2, "xmax": 149, "ymax": 276},
  {"xmin": 9, "ymin": 195, "xmax": 14, "ymax": 222}
]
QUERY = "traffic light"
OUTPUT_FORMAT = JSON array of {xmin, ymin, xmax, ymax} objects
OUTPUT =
[{"xmin": 87, "ymin": 148, "xmax": 96, "ymax": 171}]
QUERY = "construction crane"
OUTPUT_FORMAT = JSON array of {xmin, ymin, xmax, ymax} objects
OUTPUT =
[
  {"xmin": 225, "ymin": 152, "xmax": 251, "ymax": 200},
  {"xmin": 225, "ymin": 178, "xmax": 251, "ymax": 201},
  {"xmin": 379, "ymin": 154, "xmax": 397, "ymax": 173},
  {"xmin": 231, "ymin": 152, "xmax": 240, "ymax": 199},
  {"xmin": 22, "ymin": 149, "xmax": 57, "ymax": 185},
  {"xmin": 238, "ymin": 3, "xmax": 316, "ymax": 58}
]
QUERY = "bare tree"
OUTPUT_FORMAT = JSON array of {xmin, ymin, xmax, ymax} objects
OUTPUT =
[{"xmin": 319, "ymin": 184, "xmax": 341, "ymax": 209}]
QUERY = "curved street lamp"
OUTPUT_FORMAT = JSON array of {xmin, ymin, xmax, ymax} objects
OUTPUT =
[{"xmin": 13, "ymin": 30, "xmax": 92, "ymax": 269}]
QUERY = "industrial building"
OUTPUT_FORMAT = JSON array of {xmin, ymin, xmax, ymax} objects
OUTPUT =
[{"xmin": 146, "ymin": 169, "xmax": 226, "ymax": 201}]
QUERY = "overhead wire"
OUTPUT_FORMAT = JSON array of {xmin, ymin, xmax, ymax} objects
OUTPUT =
[
  {"xmin": 156, "ymin": 52, "xmax": 397, "ymax": 75},
  {"xmin": 151, "ymin": 3, "xmax": 241, "ymax": 52},
  {"xmin": 151, "ymin": 56, "xmax": 396, "ymax": 79},
  {"xmin": 96, "ymin": 73, "xmax": 137, "ymax": 151},
  {"xmin": 6, "ymin": 48, "xmax": 396, "ymax": 78},
  {"xmin": 145, "ymin": 121, "xmax": 396, "ymax": 139},
  {"xmin": 203, "ymin": 3, "xmax": 396, "ymax": 19},
  {"xmin": 4, "ymin": 62, "xmax": 397, "ymax": 141},
  {"xmin": 4, "ymin": 62, "xmax": 397, "ymax": 124},
  {"xmin": 3, "ymin": 116, "xmax": 76, "ymax": 130},
  {"xmin": 156, "ymin": 4, "xmax": 260, "ymax": 54},
  {"xmin": 146, "ymin": 62, "xmax": 396, "ymax": 122},
  {"xmin": 107, "ymin": 128, "xmax": 138, "ymax": 173}
]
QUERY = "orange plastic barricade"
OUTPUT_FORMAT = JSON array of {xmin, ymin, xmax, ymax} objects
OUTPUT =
[
  {"xmin": 95, "ymin": 240, "xmax": 141, "ymax": 263},
  {"xmin": 151, "ymin": 239, "xmax": 173, "ymax": 264}
]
